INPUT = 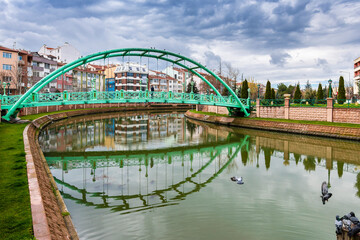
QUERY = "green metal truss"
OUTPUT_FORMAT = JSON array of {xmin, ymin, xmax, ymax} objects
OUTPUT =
[{"xmin": 2, "ymin": 48, "xmax": 249, "ymax": 120}]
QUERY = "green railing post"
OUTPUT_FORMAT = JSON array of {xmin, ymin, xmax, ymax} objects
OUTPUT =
[
  {"xmin": 119, "ymin": 90, "xmax": 123, "ymax": 99},
  {"xmin": 31, "ymin": 92, "xmax": 38, "ymax": 103},
  {"xmin": 91, "ymin": 89, "xmax": 97, "ymax": 100},
  {"xmin": 168, "ymin": 91, "xmax": 173, "ymax": 100},
  {"xmin": 63, "ymin": 90, "xmax": 69, "ymax": 101},
  {"xmin": 145, "ymin": 90, "xmax": 149, "ymax": 100},
  {"xmin": 190, "ymin": 92, "xmax": 194, "ymax": 100}
]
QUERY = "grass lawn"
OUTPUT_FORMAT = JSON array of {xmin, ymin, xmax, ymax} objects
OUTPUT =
[{"xmin": 0, "ymin": 121, "xmax": 34, "ymax": 240}]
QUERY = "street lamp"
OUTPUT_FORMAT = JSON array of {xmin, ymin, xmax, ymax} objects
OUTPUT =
[
  {"xmin": 190, "ymin": 80, "xmax": 194, "ymax": 93},
  {"xmin": 328, "ymin": 79, "xmax": 333, "ymax": 98},
  {"xmin": 257, "ymin": 84, "xmax": 260, "ymax": 98},
  {"xmin": 2, "ymin": 82, "xmax": 6, "ymax": 96},
  {"xmin": 7, "ymin": 83, "xmax": 10, "ymax": 95}
]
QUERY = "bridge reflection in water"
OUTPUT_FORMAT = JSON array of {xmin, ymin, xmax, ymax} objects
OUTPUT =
[
  {"xmin": 41, "ymin": 112, "xmax": 360, "ymax": 217},
  {"xmin": 47, "ymin": 137, "xmax": 249, "ymax": 214}
]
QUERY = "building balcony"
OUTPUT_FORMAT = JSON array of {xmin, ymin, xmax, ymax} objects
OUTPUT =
[{"xmin": 33, "ymin": 66, "xmax": 44, "ymax": 71}]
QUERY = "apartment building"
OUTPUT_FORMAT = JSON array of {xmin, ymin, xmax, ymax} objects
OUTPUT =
[
  {"xmin": 39, "ymin": 42, "xmax": 81, "ymax": 63},
  {"xmin": 72, "ymin": 66, "xmax": 105, "ymax": 92},
  {"xmin": 162, "ymin": 66, "xmax": 190, "ymax": 93},
  {"xmin": 354, "ymin": 57, "xmax": 360, "ymax": 95},
  {"xmin": 32, "ymin": 52, "xmax": 59, "ymax": 92},
  {"xmin": 114, "ymin": 62, "xmax": 149, "ymax": 91},
  {"xmin": 0, "ymin": 46, "xmax": 33, "ymax": 95},
  {"xmin": 149, "ymin": 70, "xmax": 174, "ymax": 92}
]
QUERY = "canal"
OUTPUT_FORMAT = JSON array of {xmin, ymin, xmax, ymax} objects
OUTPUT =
[{"xmin": 38, "ymin": 111, "xmax": 360, "ymax": 240}]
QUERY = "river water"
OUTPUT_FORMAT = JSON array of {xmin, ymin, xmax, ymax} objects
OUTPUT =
[{"xmin": 38, "ymin": 111, "xmax": 360, "ymax": 240}]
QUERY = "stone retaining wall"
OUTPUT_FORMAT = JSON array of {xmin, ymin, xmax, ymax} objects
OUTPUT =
[{"xmin": 185, "ymin": 111, "xmax": 360, "ymax": 141}]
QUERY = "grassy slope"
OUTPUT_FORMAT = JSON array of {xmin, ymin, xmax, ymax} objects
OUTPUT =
[{"xmin": 0, "ymin": 122, "xmax": 33, "ymax": 240}]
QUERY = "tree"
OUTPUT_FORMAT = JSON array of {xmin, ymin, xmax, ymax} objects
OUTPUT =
[
  {"xmin": 264, "ymin": 80, "xmax": 272, "ymax": 99},
  {"xmin": 186, "ymin": 80, "xmax": 199, "ymax": 94},
  {"xmin": 316, "ymin": 83, "xmax": 324, "ymax": 103},
  {"xmin": 240, "ymin": 79, "xmax": 248, "ymax": 98},
  {"xmin": 294, "ymin": 84, "xmax": 302, "ymax": 103},
  {"xmin": 337, "ymin": 76, "xmax": 346, "ymax": 104},
  {"xmin": 271, "ymin": 88, "xmax": 276, "ymax": 99}
]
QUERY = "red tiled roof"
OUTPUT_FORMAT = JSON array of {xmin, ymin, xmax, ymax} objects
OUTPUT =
[{"xmin": 0, "ymin": 46, "xmax": 18, "ymax": 53}]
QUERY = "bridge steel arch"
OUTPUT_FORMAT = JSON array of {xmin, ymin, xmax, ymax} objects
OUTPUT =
[{"xmin": 3, "ymin": 48, "xmax": 249, "ymax": 120}]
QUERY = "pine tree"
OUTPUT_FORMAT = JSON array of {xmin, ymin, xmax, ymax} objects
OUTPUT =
[
  {"xmin": 294, "ymin": 84, "xmax": 302, "ymax": 103},
  {"xmin": 264, "ymin": 80, "xmax": 272, "ymax": 100},
  {"xmin": 316, "ymin": 83, "xmax": 324, "ymax": 103},
  {"xmin": 337, "ymin": 76, "xmax": 346, "ymax": 104},
  {"xmin": 271, "ymin": 88, "xmax": 276, "ymax": 99},
  {"xmin": 240, "ymin": 79, "xmax": 249, "ymax": 98}
]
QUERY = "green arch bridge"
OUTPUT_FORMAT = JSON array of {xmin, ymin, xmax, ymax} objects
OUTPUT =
[{"xmin": 1, "ymin": 48, "xmax": 251, "ymax": 121}]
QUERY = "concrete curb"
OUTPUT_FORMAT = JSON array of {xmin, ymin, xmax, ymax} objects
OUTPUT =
[{"xmin": 24, "ymin": 124, "xmax": 52, "ymax": 240}]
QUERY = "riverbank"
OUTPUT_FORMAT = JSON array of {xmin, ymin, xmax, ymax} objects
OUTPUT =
[{"xmin": 185, "ymin": 110, "xmax": 360, "ymax": 141}]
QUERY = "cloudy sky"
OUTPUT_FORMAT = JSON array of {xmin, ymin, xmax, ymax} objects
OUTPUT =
[{"xmin": 1, "ymin": 0, "xmax": 359, "ymax": 87}]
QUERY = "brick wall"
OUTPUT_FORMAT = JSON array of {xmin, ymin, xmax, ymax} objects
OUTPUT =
[
  {"xmin": 288, "ymin": 107, "xmax": 327, "ymax": 121},
  {"xmin": 259, "ymin": 106, "xmax": 284, "ymax": 119},
  {"xmin": 333, "ymin": 108, "xmax": 360, "ymax": 124}
]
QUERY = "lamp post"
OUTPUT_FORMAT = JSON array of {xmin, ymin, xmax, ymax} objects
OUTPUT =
[
  {"xmin": 257, "ymin": 84, "xmax": 260, "ymax": 98},
  {"xmin": 2, "ymin": 82, "xmax": 6, "ymax": 96},
  {"xmin": 328, "ymin": 79, "xmax": 333, "ymax": 98},
  {"xmin": 7, "ymin": 83, "xmax": 10, "ymax": 95},
  {"xmin": 190, "ymin": 80, "xmax": 194, "ymax": 93}
]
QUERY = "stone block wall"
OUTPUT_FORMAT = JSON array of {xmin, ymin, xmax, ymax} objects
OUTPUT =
[
  {"xmin": 288, "ymin": 107, "xmax": 327, "ymax": 121},
  {"xmin": 333, "ymin": 108, "xmax": 360, "ymax": 124}
]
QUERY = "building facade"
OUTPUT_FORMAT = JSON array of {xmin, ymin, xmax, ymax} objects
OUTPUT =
[
  {"xmin": 32, "ymin": 52, "xmax": 59, "ymax": 92},
  {"xmin": 39, "ymin": 42, "xmax": 81, "ymax": 63},
  {"xmin": 114, "ymin": 62, "xmax": 149, "ymax": 91},
  {"xmin": 149, "ymin": 70, "xmax": 174, "ymax": 92},
  {"xmin": 0, "ymin": 46, "xmax": 33, "ymax": 95},
  {"xmin": 354, "ymin": 57, "xmax": 360, "ymax": 95}
]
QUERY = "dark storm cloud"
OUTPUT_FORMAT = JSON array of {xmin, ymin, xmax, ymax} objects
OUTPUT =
[
  {"xmin": 0, "ymin": 0, "xmax": 359, "ymax": 84},
  {"xmin": 270, "ymin": 52, "xmax": 291, "ymax": 67}
]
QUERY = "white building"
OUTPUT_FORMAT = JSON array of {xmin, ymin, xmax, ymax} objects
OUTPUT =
[
  {"xmin": 354, "ymin": 57, "xmax": 360, "ymax": 95},
  {"xmin": 39, "ymin": 42, "xmax": 81, "ymax": 63},
  {"xmin": 162, "ymin": 66, "xmax": 191, "ymax": 93}
]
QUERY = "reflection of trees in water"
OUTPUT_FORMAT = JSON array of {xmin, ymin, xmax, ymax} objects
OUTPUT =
[
  {"xmin": 355, "ymin": 173, "xmax": 360, "ymax": 198},
  {"xmin": 294, "ymin": 153, "xmax": 301, "ymax": 165},
  {"xmin": 186, "ymin": 120, "xmax": 198, "ymax": 139},
  {"xmin": 337, "ymin": 161, "xmax": 344, "ymax": 178},
  {"xmin": 303, "ymin": 156, "xmax": 316, "ymax": 172},
  {"xmin": 263, "ymin": 147, "xmax": 272, "ymax": 170},
  {"xmin": 241, "ymin": 148, "xmax": 248, "ymax": 166}
]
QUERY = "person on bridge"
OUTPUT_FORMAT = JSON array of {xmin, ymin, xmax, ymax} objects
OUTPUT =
[{"xmin": 151, "ymin": 86, "xmax": 154, "ymax": 98}]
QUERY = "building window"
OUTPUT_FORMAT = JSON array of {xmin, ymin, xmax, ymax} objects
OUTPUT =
[
  {"xmin": 44, "ymin": 63, "xmax": 50, "ymax": 69},
  {"xmin": 2, "ymin": 76, "xmax": 11, "ymax": 82},
  {"xmin": 3, "ymin": 52, "xmax": 12, "ymax": 58},
  {"xmin": 18, "ymin": 55, "xmax": 22, "ymax": 61},
  {"xmin": 2, "ymin": 64, "xmax": 12, "ymax": 70}
]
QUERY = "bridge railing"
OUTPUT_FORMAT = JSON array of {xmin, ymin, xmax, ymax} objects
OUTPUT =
[{"xmin": 1, "ymin": 91, "xmax": 250, "ymax": 109}]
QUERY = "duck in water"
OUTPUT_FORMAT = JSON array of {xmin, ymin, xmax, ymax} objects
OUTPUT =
[
  {"xmin": 321, "ymin": 181, "xmax": 332, "ymax": 204},
  {"xmin": 231, "ymin": 176, "xmax": 244, "ymax": 185}
]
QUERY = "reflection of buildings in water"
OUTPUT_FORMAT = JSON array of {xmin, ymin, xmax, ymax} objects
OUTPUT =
[{"xmin": 39, "ymin": 113, "xmax": 187, "ymax": 152}]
